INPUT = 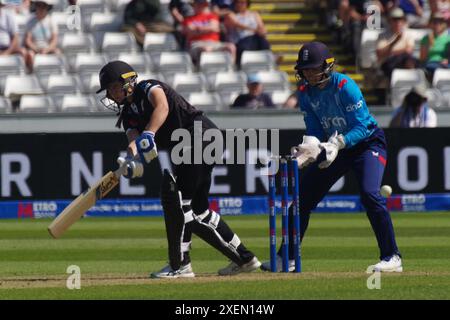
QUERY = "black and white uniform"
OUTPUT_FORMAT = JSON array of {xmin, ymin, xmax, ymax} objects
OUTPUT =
[{"xmin": 117, "ymin": 79, "xmax": 255, "ymax": 268}]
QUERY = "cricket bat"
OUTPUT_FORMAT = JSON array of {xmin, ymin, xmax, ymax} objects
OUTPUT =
[{"xmin": 48, "ymin": 166, "xmax": 125, "ymax": 239}]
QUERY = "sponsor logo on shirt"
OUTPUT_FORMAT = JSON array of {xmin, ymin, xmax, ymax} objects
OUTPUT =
[
  {"xmin": 346, "ymin": 100, "xmax": 363, "ymax": 112},
  {"xmin": 320, "ymin": 116, "xmax": 347, "ymax": 129}
]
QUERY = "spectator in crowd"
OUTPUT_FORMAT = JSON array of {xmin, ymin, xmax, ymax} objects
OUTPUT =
[
  {"xmin": 211, "ymin": 0, "xmax": 234, "ymax": 19},
  {"xmin": 182, "ymin": 0, "xmax": 236, "ymax": 65},
  {"xmin": 430, "ymin": 0, "xmax": 450, "ymax": 20},
  {"xmin": 224, "ymin": 0, "xmax": 270, "ymax": 67},
  {"xmin": 0, "ymin": 0, "xmax": 26, "ymax": 57},
  {"xmin": 376, "ymin": 7, "xmax": 418, "ymax": 78},
  {"xmin": 122, "ymin": 0, "xmax": 174, "ymax": 48},
  {"xmin": 420, "ymin": 12, "xmax": 450, "ymax": 78},
  {"xmin": 169, "ymin": 0, "xmax": 195, "ymax": 48},
  {"xmin": 338, "ymin": 0, "xmax": 370, "ymax": 54},
  {"xmin": 232, "ymin": 73, "xmax": 274, "ymax": 108},
  {"xmin": 389, "ymin": 85, "xmax": 437, "ymax": 127},
  {"xmin": 398, "ymin": 0, "xmax": 427, "ymax": 27},
  {"xmin": 23, "ymin": 0, "xmax": 60, "ymax": 72}
]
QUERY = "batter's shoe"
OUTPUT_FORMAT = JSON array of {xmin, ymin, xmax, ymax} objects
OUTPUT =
[
  {"xmin": 150, "ymin": 263, "xmax": 195, "ymax": 279},
  {"xmin": 260, "ymin": 255, "xmax": 295, "ymax": 272},
  {"xmin": 218, "ymin": 257, "xmax": 261, "ymax": 276},
  {"xmin": 367, "ymin": 254, "xmax": 403, "ymax": 273}
]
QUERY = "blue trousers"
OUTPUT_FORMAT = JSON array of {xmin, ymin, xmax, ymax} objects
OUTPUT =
[{"xmin": 281, "ymin": 128, "xmax": 401, "ymax": 260}]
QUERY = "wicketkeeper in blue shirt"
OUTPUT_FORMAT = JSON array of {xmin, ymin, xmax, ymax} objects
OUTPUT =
[{"xmin": 261, "ymin": 42, "xmax": 402, "ymax": 273}]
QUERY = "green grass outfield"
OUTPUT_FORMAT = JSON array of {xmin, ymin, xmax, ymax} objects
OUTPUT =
[{"xmin": 0, "ymin": 212, "xmax": 449, "ymax": 299}]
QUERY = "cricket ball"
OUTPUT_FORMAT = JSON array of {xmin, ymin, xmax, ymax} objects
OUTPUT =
[{"xmin": 380, "ymin": 185, "xmax": 392, "ymax": 198}]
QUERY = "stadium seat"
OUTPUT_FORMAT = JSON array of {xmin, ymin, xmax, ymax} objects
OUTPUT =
[
  {"xmin": 33, "ymin": 54, "xmax": 67, "ymax": 76},
  {"xmin": 72, "ymin": 53, "xmax": 107, "ymax": 75},
  {"xmin": 157, "ymin": 52, "xmax": 194, "ymax": 80},
  {"xmin": 390, "ymin": 69, "xmax": 427, "ymax": 89},
  {"xmin": 143, "ymin": 33, "xmax": 179, "ymax": 55},
  {"xmin": 0, "ymin": 55, "xmax": 26, "ymax": 94},
  {"xmin": 171, "ymin": 73, "xmax": 207, "ymax": 96},
  {"xmin": 240, "ymin": 50, "xmax": 276, "ymax": 73},
  {"xmin": 359, "ymin": 28, "xmax": 384, "ymax": 69},
  {"xmin": 271, "ymin": 90, "xmax": 292, "ymax": 107},
  {"xmin": 432, "ymin": 68, "xmax": 450, "ymax": 92},
  {"xmin": 254, "ymin": 70, "xmax": 291, "ymax": 93},
  {"xmin": 212, "ymin": 71, "xmax": 247, "ymax": 94},
  {"xmin": 0, "ymin": 97, "xmax": 12, "ymax": 113},
  {"xmin": 19, "ymin": 95, "xmax": 56, "ymax": 113},
  {"xmin": 188, "ymin": 92, "xmax": 222, "ymax": 111},
  {"xmin": 4, "ymin": 75, "xmax": 44, "ymax": 99},
  {"xmin": 88, "ymin": 12, "xmax": 123, "ymax": 32},
  {"xmin": 44, "ymin": 74, "xmax": 81, "ymax": 95},
  {"xmin": 80, "ymin": 73, "xmax": 100, "ymax": 93},
  {"xmin": 113, "ymin": 53, "xmax": 154, "ymax": 74},
  {"xmin": 390, "ymin": 69, "xmax": 428, "ymax": 107},
  {"xmin": 425, "ymin": 88, "xmax": 445, "ymax": 109},
  {"xmin": 61, "ymin": 33, "xmax": 96, "ymax": 54},
  {"xmin": 60, "ymin": 94, "xmax": 97, "ymax": 112},
  {"xmin": 136, "ymin": 72, "xmax": 165, "ymax": 83},
  {"xmin": 101, "ymin": 32, "xmax": 138, "ymax": 54},
  {"xmin": 199, "ymin": 51, "xmax": 234, "ymax": 74}
]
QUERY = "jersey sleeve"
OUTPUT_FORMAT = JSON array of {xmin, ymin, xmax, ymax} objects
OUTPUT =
[
  {"xmin": 297, "ymin": 91, "xmax": 326, "ymax": 141},
  {"xmin": 339, "ymin": 77, "xmax": 376, "ymax": 148}
]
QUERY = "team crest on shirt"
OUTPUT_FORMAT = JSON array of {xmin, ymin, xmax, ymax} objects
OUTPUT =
[{"xmin": 311, "ymin": 100, "xmax": 320, "ymax": 110}]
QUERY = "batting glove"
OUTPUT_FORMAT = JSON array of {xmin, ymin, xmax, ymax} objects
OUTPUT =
[
  {"xmin": 291, "ymin": 135, "xmax": 321, "ymax": 168},
  {"xmin": 117, "ymin": 156, "xmax": 144, "ymax": 179},
  {"xmin": 136, "ymin": 131, "xmax": 158, "ymax": 164},
  {"xmin": 318, "ymin": 131, "xmax": 346, "ymax": 169}
]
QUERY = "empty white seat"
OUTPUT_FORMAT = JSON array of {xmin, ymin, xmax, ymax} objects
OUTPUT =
[
  {"xmin": 72, "ymin": 53, "xmax": 107, "ymax": 74},
  {"xmin": 0, "ymin": 54, "xmax": 26, "ymax": 74},
  {"xmin": 33, "ymin": 54, "xmax": 67, "ymax": 75},
  {"xmin": 80, "ymin": 73, "xmax": 100, "ymax": 93},
  {"xmin": 199, "ymin": 51, "xmax": 233, "ymax": 74},
  {"xmin": 112, "ymin": 53, "xmax": 154, "ymax": 73},
  {"xmin": 4, "ymin": 75, "xmax": 44, "ymax": 98},
  {"xmin": 240, "ymin": 50, "xmax": 276, "ymax": 73},
  {"xmin": 157, "ymin": 51, "xmax": 193, "ymax": 76},
  {"xmin": 432, "ymin": 68, "xmax": 450, "ymax": 91},
  {"xmin": 212, "ymin": 71, "xmax": 247, "ymax": 93},
  {"xmin": 390, "ymin": 68, "xmax": 427, "ymax": 89},
  {"xmin": 61, "ymin": 33, "xmax": 96, "ymax": 54},
  {"xmin": 359, "ymin": 28, "xmax": 384, "ymax": 69},
  {"xmin": 15, "ymin": 14, "xmax": 29, "ymax": 36},
  {"xmin": 0, "ymin": 97, "xmax": 12, "ymax": 113},
  {"xmin": 271, "ymin": 90, "xmax": 293, "ymax": 107},
  {"xmin": 143, "ymin": 33, "xmax": 179, "ymax": 55},
  {"xmin": 171, "ymin": 73, "xmax": 207, "ymax": 95},
  {"xmin": 60, "ymin": 94, "xmax": 96, "ymax": 112},
  {"xmin": 101, "ymin": 32, "xmax": 137, "ymax": 54},
  {"xmin": 136, "ymin": 72, "xmax": 165, "ymax": 83},
  {"xmin": 188, "ymin": 92, "xmax": 222, "ymax": 111},
  {"xmin": 44, "ymin": 74, "xmax": 81, "ymax": 94},
  {"xmin": 254, "ymin": 70, "xmax": 290, "ymax": 92},
  {"xmin": 89, "ymin": 12, "xmax": 122, "ymax": 32},
  {"xmin": 19, "ymin": 95, "xmax": 56, "ymax": 113}
]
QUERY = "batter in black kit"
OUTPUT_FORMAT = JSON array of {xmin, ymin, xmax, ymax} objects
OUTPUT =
[{"xmin": 96, "ymin": 60, "xmax": 261, "ymax": 278}]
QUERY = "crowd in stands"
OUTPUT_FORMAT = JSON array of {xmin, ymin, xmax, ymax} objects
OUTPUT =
[{"xmin": 0, "ymin": 0, "xmax": 282, "ymax": 111}]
